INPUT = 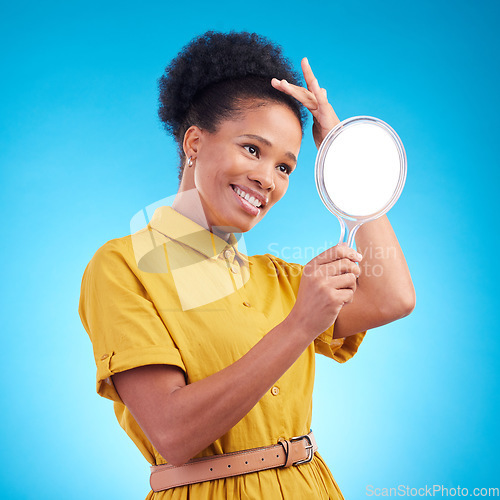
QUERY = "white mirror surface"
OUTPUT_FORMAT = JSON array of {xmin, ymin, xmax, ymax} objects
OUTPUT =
[{"xmin": 323, "ymin": 122, "xmax": 401, "ymax": 217}]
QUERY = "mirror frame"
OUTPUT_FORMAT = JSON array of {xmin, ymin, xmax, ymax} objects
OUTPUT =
[{"xmin": 315, "ymin": 115, "xmax": 407, "ymax": 225}]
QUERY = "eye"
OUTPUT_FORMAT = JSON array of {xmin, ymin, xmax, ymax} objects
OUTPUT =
[
  {"xmin": 243, "ymin": 145, "xmax": 259, "ymax": 157},
  {"xmin": 277, "ymin": 164, "xmax": 292, "ymax": 175}
]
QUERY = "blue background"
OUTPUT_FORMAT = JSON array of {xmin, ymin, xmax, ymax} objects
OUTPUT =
[{"xmin": 1, "ymin": 0, "xmax": 498, "ymax": 498}]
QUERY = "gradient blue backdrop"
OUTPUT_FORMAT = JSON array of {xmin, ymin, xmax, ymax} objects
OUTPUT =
[{"xmin": 1, "ymin": 0, "xmax": 498, "ymax": 498}]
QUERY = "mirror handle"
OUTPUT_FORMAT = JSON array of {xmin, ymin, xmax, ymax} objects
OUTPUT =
[{"xmin": 338, "ymin": 218, "xmax": 362, "ymax": 249}]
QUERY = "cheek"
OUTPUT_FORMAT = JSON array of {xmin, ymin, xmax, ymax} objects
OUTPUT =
[
  {"xmin": 193, "ymin": 157, "xmax": 230, "ymax": 194},
  {"xmin": 272, "ymin": 177, "xmax": 289, "ymax": 203},
  {"xmin": 193, "ymin": 165, "xmax": 214, "ymax": 198}
]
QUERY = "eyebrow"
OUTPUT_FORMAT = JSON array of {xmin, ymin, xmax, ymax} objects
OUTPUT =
[{"xmin": 237, "ymin": 134, "xmax": 297, "ymax": 165}]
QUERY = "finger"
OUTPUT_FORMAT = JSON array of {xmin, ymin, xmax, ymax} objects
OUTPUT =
[
  {"xmin": 323, "ymin": 258, "xmax": 361, "ymax": 277},
  {"xmin": 306, "ymin": 259, "xmax": 359, "ymax": 279},
  {"xmin": 309, "ymin": 77, "xmax": 329, "ymax": 110},
  {"xmin": 301, "ymin": 58, "xmax": 329, "ymax": 107},
  {"xmin": 330, "ymin": 272, "xmax": 358, "ymax": 291},
  {"xmin": 271, "ymin": 77, "xmax": 306, "ymax": 93},
  {"xmin": 301, "ymin": 57, "xmax": 317, "ymax": 91},
  {"xmin": 338, "ymin": 288, "xmax": 355, "ymax": 305},
  {"xmin": 271, "ymin": 78, "xmax": 319, "ymax": 111},
  {"xmin": 315, "ymin": 244, "xmax": 363, "ymax": 265}
]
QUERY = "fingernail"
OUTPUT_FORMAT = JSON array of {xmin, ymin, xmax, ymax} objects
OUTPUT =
[{"xmin": 356, "ymin": 252, "xmax": 363, "ymax": 260}]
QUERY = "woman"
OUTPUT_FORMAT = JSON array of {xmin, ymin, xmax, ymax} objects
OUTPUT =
[{"xmin": 79, "ymin": 31, "xmax": 415, "ymax": 499}]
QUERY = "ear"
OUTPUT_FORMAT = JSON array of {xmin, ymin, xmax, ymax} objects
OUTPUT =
[{"xmin": 182, "ymin": 125, "xmax": 203, "ymax": 159}]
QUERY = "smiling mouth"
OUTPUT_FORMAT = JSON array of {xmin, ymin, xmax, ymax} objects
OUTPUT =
[{"xmin": 231, "ymin": 185, "xmax": 264, "ymax": 208}]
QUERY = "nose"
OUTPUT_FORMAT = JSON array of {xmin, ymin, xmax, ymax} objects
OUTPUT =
[{"xmin": 247, "ymin": 162, "xmax": 275, "ymax": 192}]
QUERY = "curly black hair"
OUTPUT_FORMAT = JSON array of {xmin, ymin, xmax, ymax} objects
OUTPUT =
[{"xmin": 158, "ymin": 31, "xmax": 307, "ymax": 181}]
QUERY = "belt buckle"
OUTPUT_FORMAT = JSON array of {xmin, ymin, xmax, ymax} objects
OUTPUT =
[{"xmin": 290, "ymin": 433, "xmax": 314, "ymax": 466}]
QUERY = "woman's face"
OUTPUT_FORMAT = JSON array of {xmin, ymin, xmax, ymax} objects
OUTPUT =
[{"xmin": 187, "ymin": 102, "xmax": 302, "ymax": 234}]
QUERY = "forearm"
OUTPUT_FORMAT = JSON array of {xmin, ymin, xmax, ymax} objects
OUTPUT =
[
  {"xmin": 114, "ymin": 247, "xmax": 359, "ymax": 465},
  {"xmin": 160, "ymin": 316, "xmax": 314, "ymax": 465},
  {"xmin": 355, "ymin": 214, "xmax": 415, "ymax": 316}
]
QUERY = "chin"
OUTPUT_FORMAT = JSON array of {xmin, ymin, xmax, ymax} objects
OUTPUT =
[{"xmin": 218, "ymin": 214, "xmax": 260, "ymax": 235}]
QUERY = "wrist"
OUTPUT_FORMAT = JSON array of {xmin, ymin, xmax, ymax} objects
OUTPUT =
[{"xmin": 282, "ymin": 310, "xmax": 317, "ymax": 344}]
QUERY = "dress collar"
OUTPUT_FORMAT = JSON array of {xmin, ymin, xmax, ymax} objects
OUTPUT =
[{"xmin": 148, "ymin": 206, "xmax": 250, "ymax": 265}]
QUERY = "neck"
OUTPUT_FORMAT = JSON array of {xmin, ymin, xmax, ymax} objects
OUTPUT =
[{"xmin": 172, "ymin": 185, "xmax": 232, "ymax": 242}]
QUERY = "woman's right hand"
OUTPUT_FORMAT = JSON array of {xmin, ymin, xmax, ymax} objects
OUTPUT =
[{"xmin": 287, "ymin": 243, "xmax": 363, "ymax": 338}]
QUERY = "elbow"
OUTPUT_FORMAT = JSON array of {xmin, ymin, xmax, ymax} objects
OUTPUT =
[
  {"xmin": 379, "ymin": 287, "xmax": 416, "ymax": 323},
  {"xmin": 400, "ymin": 283, "xmax": 417, "ymax": 317},
  {"xmin": 390, "ymin": 288, "xmax": 416, "ymax": 320},
  {"xmin": 158, "ymin": 443, "xmax": 188, "ymax": 467},
  {"xmin": 157, "ymin": 429, "xmax": 194, "ymax": 467},
  {"xmin": 401, "ymin": 291, "xmax": 416, "ymax": 317}
]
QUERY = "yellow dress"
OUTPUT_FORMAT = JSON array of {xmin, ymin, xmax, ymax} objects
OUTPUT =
[{"xmin": 78, "ymin": 205, "xmax": 366, "ymax": 499}]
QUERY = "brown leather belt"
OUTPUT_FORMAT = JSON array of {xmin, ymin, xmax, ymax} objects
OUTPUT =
[{"xmin": 150, "ymin": 430, "xmax": 317, "ymax": 492}]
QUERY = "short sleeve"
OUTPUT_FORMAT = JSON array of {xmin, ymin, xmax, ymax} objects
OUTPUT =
[
  {"xmin": 265, "ymin": 254, "xmax": 366, "ymax": 363},
  {"xmin": 78, "ymin": 239, "xmax": 186, "ymax": 403},
  {"xmin": 314, "ymin": 327, "xmax": 366, "ymax": 363}
]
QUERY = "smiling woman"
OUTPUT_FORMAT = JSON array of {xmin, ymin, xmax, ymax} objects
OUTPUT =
[
  {"xmin": 176, "ymin": 103, "xmax": 302, "ymax": 236},
  {"xmin": 78, "ymin": 31, "xmax": 414, "ymax": 499}
]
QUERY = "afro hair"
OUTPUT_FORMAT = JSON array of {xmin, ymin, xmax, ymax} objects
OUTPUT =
[{"xmin": 158, "ymin": 31, "xmax": 306, "ymax": 172}]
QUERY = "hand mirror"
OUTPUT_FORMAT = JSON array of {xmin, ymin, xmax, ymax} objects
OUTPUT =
[{"xmin": 315, "ymin": 116, "xmax": 407, "ymax": 248}]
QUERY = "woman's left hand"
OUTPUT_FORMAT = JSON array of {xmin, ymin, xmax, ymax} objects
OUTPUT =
[{"xmin": 271, "ymin": 57, "xmax": 340, "ymax": 149}]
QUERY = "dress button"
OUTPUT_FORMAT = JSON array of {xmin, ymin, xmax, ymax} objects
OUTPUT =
[
  {"xmin": 243, "ymin": 302, "xmax": 251, "ymax": 307},
  {"xmin": 100, "ymin": 354, "xmax": 109, "ymax": 361},
  {"xmin": 224, "ymin": 249, "xmax": 232, "ymax": 259},
  {"xmin": 271, "ymin": 386, "xmax": 280, "ymax": 396},
  {"xmin": 230, "ymin": 265, "xmax": 238, "ymax": 274}
]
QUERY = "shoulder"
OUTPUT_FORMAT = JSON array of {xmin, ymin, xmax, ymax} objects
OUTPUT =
[
  {"xmin": 79, "ymin": 230, "xmax": 159, "ymax": 322},
  {"xmin": 81, "ymin": 224, "xmax": 179, "ymax": 293},
  {"xmin": 86, "ymin": 222, "xmax": 160, "ymax": 273},
  {"xmin": 85, "ymin": 234, "xmax": 135, "ymax": 273},
  {"xmin": 80, "ymin": 232, "xmax": 146, "ymax": 294}
]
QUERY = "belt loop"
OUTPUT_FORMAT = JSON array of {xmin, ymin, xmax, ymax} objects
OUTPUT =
[{"xmin": 279, "ymin": 439, "xmax": 294, "ymax": 468}]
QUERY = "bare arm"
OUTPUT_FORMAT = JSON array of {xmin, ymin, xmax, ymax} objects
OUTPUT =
[
  {"xmin": 332, "ymin": 215, "xmax": 415, "ymax": 339},
  {"xmin": 272, "ymin": 60, "xmax": 415, "ymax": 339},
  {"xmin": 113, "ymin": 318, "xmax": 314, "ymax": 466},
  {"xmin": 112, "ymin": 245, "xmax": 361, "ymax": 466}
]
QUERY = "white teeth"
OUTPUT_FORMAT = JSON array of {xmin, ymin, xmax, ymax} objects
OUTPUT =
[{"xmin": 232, "ymin": 186, "xmax": 262, "ymax": 208}]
